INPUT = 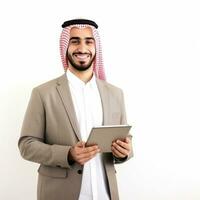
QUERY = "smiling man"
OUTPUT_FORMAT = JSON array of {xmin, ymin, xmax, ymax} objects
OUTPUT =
[{"xmin": 18, "ymin": 19, "xmax": 133, "ymax": 200}]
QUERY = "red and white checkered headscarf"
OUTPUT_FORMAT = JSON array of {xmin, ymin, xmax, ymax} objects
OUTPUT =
[{"xmin": 60, "ymin": 24, "xmax": 106, "ymax": 80}]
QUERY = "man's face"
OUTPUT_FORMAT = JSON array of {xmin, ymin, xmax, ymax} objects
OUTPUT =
[{"xmin": 67, "ymin": 27, "xmax": 96, "ymax": 71}]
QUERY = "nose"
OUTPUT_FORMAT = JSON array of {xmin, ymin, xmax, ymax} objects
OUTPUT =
[{"xmin": 77, "ymin": 41, "xmax": 87, "ymax": 53}]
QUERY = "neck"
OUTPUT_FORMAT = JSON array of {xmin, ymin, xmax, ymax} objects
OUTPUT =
[{"xmin": 68, "ymin": 66, "xmax": 94, "ymax": 83}]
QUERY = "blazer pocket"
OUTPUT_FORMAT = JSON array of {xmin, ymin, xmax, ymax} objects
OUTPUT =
[{"xmin": 38, "ymin": 165, "xmax": 68, "ymax": 178}]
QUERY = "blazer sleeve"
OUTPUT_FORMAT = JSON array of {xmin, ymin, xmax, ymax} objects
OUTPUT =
[
  {"xmin": 114, "ymin": 89, "xmax": 133, "ymax": 164},
  {"xmin": 18, "ymin": 88, "xmax": 72, "ymax": 169}
]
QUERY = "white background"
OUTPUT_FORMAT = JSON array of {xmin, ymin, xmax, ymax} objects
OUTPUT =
[{"xmin": 0, "ymin": 0, "xmax": 200, "ymax": 200}]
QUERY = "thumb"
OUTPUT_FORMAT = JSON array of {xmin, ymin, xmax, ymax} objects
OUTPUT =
[
  {"xmin": 76, "ymin": 141, "xmax": 86, "ymax": 147},
  {"xmin": 125, "ymin": 137, "xmax": 130, "ymax": 143}
]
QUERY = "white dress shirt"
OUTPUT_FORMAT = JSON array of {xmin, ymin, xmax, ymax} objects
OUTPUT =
[{"xmin": 66, "ymin": 70, "xmax": 110, "ymax": 200}]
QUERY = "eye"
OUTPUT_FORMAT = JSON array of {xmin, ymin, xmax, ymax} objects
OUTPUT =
[
  {"xmin": 86, "ymin": 40, "xmax": 94, "ymax": 45},
  {"xmin": 70, "ymin": 39, "xmax": 79, "ymax": 44}
]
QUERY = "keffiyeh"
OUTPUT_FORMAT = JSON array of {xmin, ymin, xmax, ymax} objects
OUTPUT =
[{"xmin": 60, "ymin": 19, "xmax": 106, "ymax": 80}]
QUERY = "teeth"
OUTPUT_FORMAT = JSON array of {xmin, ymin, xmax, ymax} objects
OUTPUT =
[{"xmin": 75, "ymin": 54, "xmax": 89, "ymax": 60}]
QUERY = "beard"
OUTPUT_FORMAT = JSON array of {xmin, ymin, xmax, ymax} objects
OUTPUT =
[{"xmin": 67, "ymin": 51, "xmax": 96, "ymax": 71}]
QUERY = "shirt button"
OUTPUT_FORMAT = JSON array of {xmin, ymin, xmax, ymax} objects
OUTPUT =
[{"xmin": 77, "ymin": 169, "xmax": 82, "ymax": 174}]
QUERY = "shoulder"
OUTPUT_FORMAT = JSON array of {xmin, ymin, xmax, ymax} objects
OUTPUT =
[
  {"xmin": 96, "ymin": 78, "xmax": 124, "ymax": 96},
  {"xmin": 32, "ymin": 74, "xmax": 65, "ymax": 92},
  {"xmin": 31, "ymin": 74, "xmax": 66, "ymax": 98}
]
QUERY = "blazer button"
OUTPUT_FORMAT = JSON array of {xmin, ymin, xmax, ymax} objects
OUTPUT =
[{"xmin": 77, "ymin": 169, "xmax": 82, "ymax": 174}]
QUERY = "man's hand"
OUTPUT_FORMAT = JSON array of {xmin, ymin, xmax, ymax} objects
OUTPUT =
[
  {"xmin": 68, "ymin": 141, "xmax": 100, "ymax": 165},
  {"xmin": 111, "ymin": 137, "xmax": 131, "ymax": 158}
]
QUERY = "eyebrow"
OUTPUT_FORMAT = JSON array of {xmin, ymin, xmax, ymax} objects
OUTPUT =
[{"xmin": 69, "ymin": 37, "xmax": 95, "ymax": 41}]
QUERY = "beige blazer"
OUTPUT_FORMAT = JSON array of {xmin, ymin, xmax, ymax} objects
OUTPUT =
[{"xmin": 18, "ymin": 74, "xmax": 133, "ymax": 200}]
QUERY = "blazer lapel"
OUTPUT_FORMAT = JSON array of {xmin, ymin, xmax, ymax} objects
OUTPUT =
[
  {"xmin": 96, "ymin": 78, "xmax": 110, "ymax": 125},
  {"xmin": 56, "ymin": 74, "xmax": 81, "ymax": 141}
]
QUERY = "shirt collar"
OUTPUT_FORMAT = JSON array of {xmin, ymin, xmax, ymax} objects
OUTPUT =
[{"xmin": 66, "ymin": 69, "xmax": 96, "ymax": 89}]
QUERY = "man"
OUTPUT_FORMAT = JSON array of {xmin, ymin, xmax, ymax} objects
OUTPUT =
[{"xmin": 18, "ymin": 19, "xmax": 133, "ymax": 200}]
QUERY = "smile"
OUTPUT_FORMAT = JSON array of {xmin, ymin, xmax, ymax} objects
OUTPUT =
[{"xmin": 74, "ymin": 53, "xmax": 90, "ymax": 61}]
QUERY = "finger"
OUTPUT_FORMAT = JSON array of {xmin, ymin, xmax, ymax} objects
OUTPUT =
[
  {"xmin": 112, "ymin": 142, "xmax": 129, "ymax": 156},
  {"xmin": 114, "ymin": 140, "xmax": 130, "ymax": 151},
  {"xmin": 77, "ymin": 148, "xmax": 100, "ymax": 160},
  {"xmin": 111, "ymin": 147, "xmax": 119, "ymax": 158},
  {"xmin": 76, "ymin": 141, "xmax": 86, "ymax": 148},
  {"xmin": 78, "ymin": 154, "xmax": 97, "ymax": 165},
  {"xmin": 81, "ymin": 145, "xmax": 99, "ymax": 154},
  {"xmin": 77, "ymin": 149, "xmax": 100, "ymax": 165},
  {"xmin": 73, "ymin": 144, "xmax": 99, "ymax": 160},
  {"xmin": 73, "ymin": 141, "xmax": 86, "ymax": 155},
  {"xmin": 125, "ymin": 137, "xmax": 131, "ymax": 143},
  {"xmin": 112, "ymin": 146, "xmax": 126, "ymax": 158}
]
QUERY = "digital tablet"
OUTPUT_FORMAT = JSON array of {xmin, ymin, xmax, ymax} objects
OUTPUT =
[{"xmin": 86, "ymin": 125, "xmax": 132, "ymax": 152}]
